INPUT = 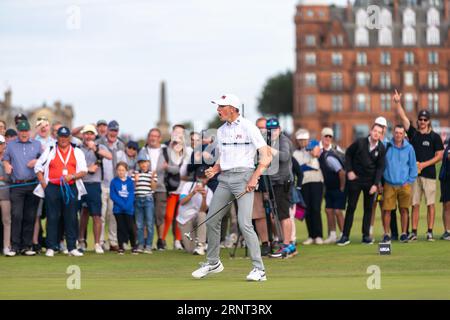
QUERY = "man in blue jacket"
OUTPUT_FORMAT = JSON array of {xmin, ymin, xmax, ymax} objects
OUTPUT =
[{"xmin": 381, "ymin": 125, "xmax": 418, "ymax": 243}]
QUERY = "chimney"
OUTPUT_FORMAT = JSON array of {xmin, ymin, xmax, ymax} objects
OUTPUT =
[
  {"xmin": 4, "ymin": 89, "xmax": 11, "ymax": 108},
  {"xmin": 393, "ymin": 0, "xmax": 398, "ymax": 22},
  {"xmin": 346, "ymin": 0, "xmax": 352, "ymax": 22}
]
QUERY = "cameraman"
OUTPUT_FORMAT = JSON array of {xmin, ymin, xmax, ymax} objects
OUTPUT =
[
  {"xmin": 265, "ymin": 118, "xmax": 297, "ymax": 258},
  {"xmin": 78, "ymin": 124, "xmax": 112, "ymax": 254}
]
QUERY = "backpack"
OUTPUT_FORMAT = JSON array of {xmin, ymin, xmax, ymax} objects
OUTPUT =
[
  {"xmin": 324, "ymin": 147, "xmax": 345, "ymax": 169},
  {"xmin": 162, "ymin": 147, "xmax": 182, "ymax": 192}
]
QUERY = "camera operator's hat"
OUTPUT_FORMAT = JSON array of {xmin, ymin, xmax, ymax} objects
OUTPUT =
[
  {"xmin": 81, "ymin": 124, "xmax": 98, "ymax": 135},
  {"xmin": 137, "ymin": 152, "xmax": 150, "ymax": 162},
  {"xmin": 418, "ymin": 109, "xmax": 431, "ymax": 120},
  {"xmin": 306, "ymin": 139, "xmax": 320, "ymax": 151},
  {"xmin": 57, "ymin": 126, "xmax": 71, "ymax": 137},
  {"xmin": 266, "ymin": 118, "xmax": 280, "ymax": 130},
  {"xmin": 211, "ymin": 94, "xmax": 241, "ymax": 109},
  {"xmin": 16, "ymin": 120, "xmax": 30, "ymax": 132}
]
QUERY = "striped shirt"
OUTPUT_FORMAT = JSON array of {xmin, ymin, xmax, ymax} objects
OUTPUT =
[{"xmin": 132, "ymin": 170, "xmax": 157, "ymax": 197}]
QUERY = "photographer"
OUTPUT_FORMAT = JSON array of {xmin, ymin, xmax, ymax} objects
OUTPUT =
[
  {"xmin": 78, "ymin": 124, "xmax": 112, "ymax": 253},
  {"xmin": 177, "ymin": 167, "xmax": 213, "ymax": 255},
  {"xmin": 264, "ymin": 118, "xmax": 297, "ymax": 259}
]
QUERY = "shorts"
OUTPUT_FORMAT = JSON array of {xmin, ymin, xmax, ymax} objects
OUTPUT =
[
  {"xmin": 154, "ymin": 191, "xmax": 167, "ymax": 226},
  {"xmin": 252, "ymin": 191, "xmax": 266, "ymax": 219},
  {"xmin": 325, "ymin": 189, "xmax": 346, "ymax": 210},
  {"xmin": 412, "ymin": 177, "xmax": 436, "ymax": 206},
  {"xmin": 441, "ymin": 179, "xmax": 450, "ymax": 203},
  {"xmin": 382, "ymin": 183, "xmax": 412, "ymax": 211},
  {"xmin": 80, "ymin": 182, "xmax": 102, "ymax": 216},
  {"xmin": 272, "ymin": 183, "xmax": 291, "ymax": 221}
]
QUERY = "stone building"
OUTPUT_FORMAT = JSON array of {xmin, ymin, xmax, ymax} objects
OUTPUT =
[
  {"xmin": 0, "ymin": 89, "xmax": 74, "ymax": 129},
  {"xmin": 294, "ymin": 0, "xmax": 450, "ymax": 147}
]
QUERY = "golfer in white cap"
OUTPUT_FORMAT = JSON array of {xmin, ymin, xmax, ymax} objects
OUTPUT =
[{"xmin": 191, "ymin": 93, "xmax": 272, "ymax": 281}]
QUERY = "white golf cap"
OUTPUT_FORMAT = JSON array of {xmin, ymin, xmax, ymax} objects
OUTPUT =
[
  {"xmin": 0, "ymin": 135, "xmax": 5, "ymax": 144},
  {"xmin": 211, "ymin": 94, "xmax": 241, "ymax": 109},
  {"xmin": 375, "ymin": 116, "xmax": 387, "ymax": 127},
  {"xmin": 321, "ymin": 127, "xmax": 334, "ymax": 137},
  {"xmin": 81, "ymin": 124, "xmax": 98, "ymax": 135},
  {"xmin": 295, "ymin": 128, "xmax": 310, "ymax": 140}
]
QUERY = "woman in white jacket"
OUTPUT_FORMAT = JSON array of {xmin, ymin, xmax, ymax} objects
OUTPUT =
[{"xmin": 34, "ymin": 126, "xmax": 88, "ymax": 257}]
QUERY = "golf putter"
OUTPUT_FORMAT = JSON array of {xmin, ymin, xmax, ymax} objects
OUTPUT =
[{"xmin": 184, "ymin": 191, "xmax": 247, "ymax": 241}]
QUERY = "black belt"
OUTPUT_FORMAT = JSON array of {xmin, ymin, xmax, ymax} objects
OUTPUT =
[
  {"xmin": 13, "ymin": 179, "xmax": 37, "ymax": 184},
  {"xmin": 221, "ymin": 142, "xmax": 251, "ymax": 146}
]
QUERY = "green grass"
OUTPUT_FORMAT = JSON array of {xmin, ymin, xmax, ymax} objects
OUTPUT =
[{"xmin": 0, "ymin": 183, "xmax": 449, "ymax": 299}]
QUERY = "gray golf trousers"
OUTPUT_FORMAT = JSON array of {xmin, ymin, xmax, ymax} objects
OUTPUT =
[{"xmin": 206, "ymin": 168, "xmax": 264, "ymax": 271}]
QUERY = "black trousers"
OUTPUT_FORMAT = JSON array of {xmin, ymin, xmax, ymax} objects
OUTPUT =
[
  {"xmin": 114, "ymin": 214, "xmax": 136, "ymax": 249},
  {"xmin": 10, "ymin": 184, "xmax": 40, "ymax": 251},
  {"xmin": 343, "ymin": 180, "xmax": 374, "ymax": 238},
  {"xmin": 301, "ymin": 182, "xmax": 324, "ymax": 239}
]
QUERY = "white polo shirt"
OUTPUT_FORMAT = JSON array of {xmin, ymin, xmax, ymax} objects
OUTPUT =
[{"xmin": 216, "ymin": 115, "xmax": 267, "ymax": 171}]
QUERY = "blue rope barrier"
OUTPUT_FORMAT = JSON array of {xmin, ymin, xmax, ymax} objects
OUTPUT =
[{"xmin": 59, "ymin": 177, "xmax": 75, "ymax": 205}]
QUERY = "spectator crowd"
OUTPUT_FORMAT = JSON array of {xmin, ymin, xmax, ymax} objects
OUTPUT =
[{"xmin": 0, "ymin": 89, "xmax": 449, "ymax": 259}]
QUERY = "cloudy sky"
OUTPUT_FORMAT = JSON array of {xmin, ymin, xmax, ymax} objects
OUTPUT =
[{"xmin": 0, "ymin": 0, "xmax": 346, "ymax": 139}]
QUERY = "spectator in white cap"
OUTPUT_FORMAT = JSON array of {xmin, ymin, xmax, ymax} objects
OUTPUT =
[
  {"xmin": 318, "ymin": 127, "xmax": 346, "ymax": 244},
  {"xmin": 293, "ymin": 129, "xmax": 310, "ymax": 166}
]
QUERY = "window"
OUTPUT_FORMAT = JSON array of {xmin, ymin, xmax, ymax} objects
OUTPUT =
[
  {"xmin": 427, "ymin": 8, "xmax": 440, "ymax": 26},
  {"xmin": 332, "ymin": 96, "xmax": 343, "ymax": 112},
  {"xmin": 403, "ymin": 8, "xmax": 416, "ymax": 27},
  {"xmin": 380, "ymin": 72, "xmax": 391, "ymax": 89},
  {"xmin": 356, "ymin": 9, "xmax": 368, "ymax": 27},
  {"xmin": 428, "ymin": 51, "xmax": 439, "ymax": 64},
  {"xmin": 305, "ymin": 73, "xmax": 317, "ymax": 87},
  {"xmin": 428, "ymin": 71, "xmax": 439, "ymax": 89},
  {"xmin": 306, "ymin": 95, "xmax": 316, "ymax": 113},
  {"xmin": 404, "ymin": 72, "xmax": 414, "ymax": 86},
  {"xmin": 305, "ymin": 35, "xmax": 316, "ymax": 46},
  {"xmin": 305, "ymin": 53, "xmax": 316, "ymax": 65},
  {"xmin": 357, "ymin": 52, "xmax": 367, "ymax": 66},
  {"xmin": 405, "ymin": 93, "xmax": 414, "ymax": 112},
  {"xmin": 404, "ymin": 51, "xmax": 414, "ymax": 65},
  {"xmin": 354, "ymin": 124, "xmax": 369, "ymax": 139},
  {"xmin": 357, "ymin": 72, "xmax": 370, "ymax": 86},
  {"xmin": 431, "ymin": 120, "xmax": 440, "ymax": 129},
  {"xmin": 332, "ymin": 52, "xmax": 343, "ymax": 65},
  {"xmin": 337, "ymin": 35, "xmax": 344, "ymax": 46},
  {"xmin": 402, "ymin": 27, "xmax": 416, "ymax": 45},
  {"xmin": 331, "ymin": 73, "xmax": 343, "ymax": 89},
  {"xmin": 427, "ymin": 26, "xmax": 440, "ymax": 45},
  {"xmin": 379, "ymin": 27, "xmax": 392, "ymax": 46},
  {"xmin": 380, "ymin": 8, "xmax": 392, "ymax": 27},
  {"xmin": 307, "ymin": 10, "xmax": 314, "ymax": 18},
  {"xmin": 380, "ymin": 52, "xmax": 391, "ymax": 65},
  {"xmin": 381, "ymin": 94, "xmax": 391, "ymax": 111},
  {"xmin": 332, "ymin": 123, "xmax": 342, "ymax": 141},
  {"xmin": 356, "ymin": 94, "xmax": 369, "ymax": 112},
  {"xmin": 428, "ymin": 93, "xmax": 439, "ymax": 114},
  {"xmin": 355, "ymin": 27, "xmax": 369, "ymax": 46},
  {"xmin": 331, "ymin": 35, "xmax": 337, "ymax": 46}
]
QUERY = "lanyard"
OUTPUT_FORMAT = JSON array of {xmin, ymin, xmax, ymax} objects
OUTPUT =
[{"xmin": 57, "ymin": 146, "xmax": 72, "ymax": 169}]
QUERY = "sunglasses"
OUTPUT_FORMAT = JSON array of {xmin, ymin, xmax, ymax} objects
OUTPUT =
[
  {"xmin": 418, "ymin": 118, "xmax": 429, "ymax": 122},
  {"xmin": 324, "ymin": 135, "xmax": 333, "ymax": 138},
  {"xmin": 37, "ymin": 117, "xmax": 48, "ymax": 121}
]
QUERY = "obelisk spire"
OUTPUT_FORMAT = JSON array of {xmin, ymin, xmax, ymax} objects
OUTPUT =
[{"xmin": 157, "ymin": 80, "xmax": 170, "ymax": 141}]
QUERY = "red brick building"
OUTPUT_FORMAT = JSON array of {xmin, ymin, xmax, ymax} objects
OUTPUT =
[{"xmin": 294, "ymin": 0, "xmax": 450, "ymax": 147}]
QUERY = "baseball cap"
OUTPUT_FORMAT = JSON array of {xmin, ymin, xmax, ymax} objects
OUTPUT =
[
  {"xmin": 137, "ymin": 152, "xmax": 150, "ymax": 162},
  {"xmin": 0, "ymin": 135, "xmax": 5, "ymax": 144},
  {"xmin": 211, "ymin": 94, "xmax": 241, "ymax": 109},
  {"xmin": 127, "ymin": 140, "xmax": 139, "ymax": 150},
  {"xmin": 57, "ymin": 126, "xmax": 71, "ymax": 137},
  {"xmin": 14, "ymin": 113, "xmax": 28, "ymax": 125},
  {"xmin": 96, "ymin": 119, "xmax": 108, "ymax": 126},
  {"xmin": 108, "ymin": 120, "xmax": 119, "ymax": 131},
  {"xmin": 16, "ymin": 120, "xmax": 30, "ymax": 131},
  {"xmin": 374, "ymin": 116, "xmax": 388, "ymax": 127},
  {"xmin": 81, "ymin": 124, "xmax": 98, "ymax": 135},
  {"xmin": 306, "ymin": 139, "xmax": 320, "ymax": 151},
  {"xmin": 266, "ymin": 118, "xmax": 280, "ymax": 130},
  {"xmin": 321, "ymin": 127, "xmax": 334, "ymax": 137},
  {"xmin": 418, "ymin": 109, "xmax": 431, "ymax": 120},
  {"xmin": 5, "ymin": 128, "xmax": 17, "ymax": 138},
  {"xmin": 295, "ymin": 128, "xmax": 310, "ymax": 140}
]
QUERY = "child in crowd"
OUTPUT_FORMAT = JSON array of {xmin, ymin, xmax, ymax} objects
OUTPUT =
[
  {"xmin": 132, "ymin": 154, "xmax": 157, "ymax": 253},
  {"xmin": 110, "ymin": 162, "xmax": 137, "ymax": 255}
]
